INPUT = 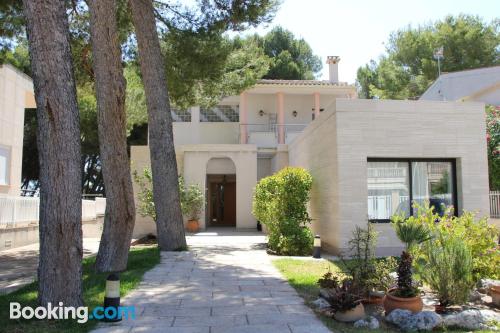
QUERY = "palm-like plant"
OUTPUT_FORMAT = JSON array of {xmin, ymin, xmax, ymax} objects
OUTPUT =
[
  {"xmin": 394, "ymin": 219, "xmax": 432, "ymax": 251},
  {"xmin": 391, "ymin": 217, "xmax": 431, "ymax": 297}
]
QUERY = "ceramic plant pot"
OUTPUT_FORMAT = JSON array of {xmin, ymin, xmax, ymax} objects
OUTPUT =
[
  {"xmin": 363, "ymin": 290, "xmax": 385, "ymax": 305},
  {"xmin": 383, "ymin": 289, "xmax": 423, "ymax": 315},
  {"xmin": 333, "ymin": 303, "xmax": 365, "ymax": 322},
  {"xmin": 186, "ymin": 220, "xmax": 200, "ymax": 233},
  {"xmin": 490, "ymin": 285, "xmax": 500, "ymax": 306}
]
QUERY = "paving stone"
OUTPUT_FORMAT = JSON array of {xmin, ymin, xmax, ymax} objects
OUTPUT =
[
  {"xmin": 131, "ymin": 326, "xmax": 209, "ymax": 333},
  {"xmin": 173, "ymin": 315, "xmax": 248, "ymax": 327},
  {"xmin": 180, "ymin": 298, "xmax": 244, "ymax": 307},
  {"xmin": 289, "ymin": 323, "xmax": 332, "ymax": 333},
  {"xmin": 210, "ymin": 324, "xmax": 292, "ymax": 333},
  {"xmin": 142, "ymin": 305, "xmax": 211, "ymax": 317},
  {"xmin": 91, "ymin": 327, "xmax": 132, "ymax": 333},
  {"xmin": 278, "ymin": 304, "xmax": 314, "ymax": 314},
  {"xmin": 211, "ymin": 305, "xmax": 280, "ymax": 316},
  {"xmin": 244, "ymin": 296, "xmax": 305, "ymax": 306},
  {"xmin": 247, "ymin": 313, "xmax": 320, "ymax": 326},
  {"xmin": 89, "ymin": 229, "xmax": 330, "ymax": 333}
]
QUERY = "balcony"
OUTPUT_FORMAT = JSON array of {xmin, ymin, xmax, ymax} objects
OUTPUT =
[{"xmin": 240, "ymin": 124, "xmax": 308, "ymax": 147}]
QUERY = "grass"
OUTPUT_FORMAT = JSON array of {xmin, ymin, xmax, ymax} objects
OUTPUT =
[
  {"xmin": 0, "ymin": 245, "xmax": 160, "ymax": 333},
  {"xmin": 273, "ymin": 258, "xmax": 498, "ymax": 333}
]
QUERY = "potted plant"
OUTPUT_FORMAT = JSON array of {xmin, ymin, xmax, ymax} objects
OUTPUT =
[
  {"xmin": 340, "ymin": 223, "xmax": 397, "ymax": 305},
  {"xmin": 364, "ymin": 257, "xmax": 398, "ymax": 304},
  {"xmin": 324, "ymin": 279, "xmax": 365, "ymax": 322},
  {"xmin": 383, "ymin": 217, "xmax": 431, "ymax": 314},
  {"xmin": 179, "ymin": 177, "xmax": 204, "ymax": 233}
]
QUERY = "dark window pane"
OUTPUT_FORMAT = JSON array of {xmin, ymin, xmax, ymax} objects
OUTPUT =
[
  {"xmin": 411, "ymin": 161, "xmax": 453, "ymax": 215},
  {"xmin": 200, "ymin": 105, "xmax": 239, "ymax": 122},
  {"xmin": 171, "ymin": 108, "xmax": 191, "ymax": 122},
  {"xmin": 368, "ymin": 162, "xmax": 410, "ymax": 220}
]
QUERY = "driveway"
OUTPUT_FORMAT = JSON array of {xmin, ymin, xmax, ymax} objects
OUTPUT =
[
  {"xmin": 93, "ymin": 229, "xmax": 330, "ymax": 333},
  {"xmin": 0, "ymin": 238, "xmax": 101, "ymax": 294}
]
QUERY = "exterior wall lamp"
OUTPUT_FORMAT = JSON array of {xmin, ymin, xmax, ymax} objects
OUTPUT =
[
  {"xmin": 292, "ymin": 110, "xmax": 298, "ymax": 117},
  {"xmin": 259, "ymin": 110, "xmax": 265, "ymax": 117}
]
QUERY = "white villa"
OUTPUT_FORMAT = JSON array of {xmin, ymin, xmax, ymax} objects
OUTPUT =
[
  {"xmin": 131, "ymin": 57, "xmax": 490, "ymax": 254},
  {"xmin": 0, "ymin": 64, "xmax": 36, "ymax": 197}
]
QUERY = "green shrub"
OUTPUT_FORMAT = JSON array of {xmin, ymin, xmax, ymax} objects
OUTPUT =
[
  {"xmin": 179, "ymin": 176, "xmax": 204, "ymax": 220},
  {"xmin": 133, "ymin": 169, "xmax": 204, "ymax": 221},
  {"xmin": 339, "ymin": 223, "xmax": 396, "ymax": 295},
  {"xmin": 409, "ymin": 202, "xmax": 500, "ymax": 281},
  {"xmin": 253, "ymin": 167, "xmax": 313, "ymax": 256},
  {"xmin": 420, "ymin": 233, "xmax": 474, "ymax": 306},
  {"xmin": 133, "ymin": 168, "xmax": 156, "ymax": 221}
]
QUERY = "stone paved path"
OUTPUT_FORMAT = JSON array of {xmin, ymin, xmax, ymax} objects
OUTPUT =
[
  {"xmin": 0, "ymin": 238, "xmax": 101, "ymax": 294},
  {"xmin": 92, "ymin": 229, "xmax": 331, "ymax": 333}
]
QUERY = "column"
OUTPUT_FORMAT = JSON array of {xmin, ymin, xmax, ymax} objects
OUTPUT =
[
  {"xmin": 277, "ymin": 92, "xmax": 285, "ymax": 144},
  {"xmin": 239, "ymin": 92, "xmax": 247, "ymax": 144},
  {"xmin": 313, "ymin": 92, "xmax": 320, "ymax": 119}
]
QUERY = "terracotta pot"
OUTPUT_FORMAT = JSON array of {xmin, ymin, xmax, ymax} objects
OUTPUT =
[
  {"xmin": 434, "ymin": 304, "xmax": 447, "ymax": 314},
  {"xmin": 186, "ymin": 220, "xmax": 199, "ymax": 233},
  {"xmin": 363, "ymin": 295, "xmax": 384, "ymax": 305},
  {"xmin": 333, "ymin": 303, "xmax": 365, "ymax": 322},
  {"xmin": 383, "ymin": 289, "xmax": 423, "ymax": 315},
  {"xmin": 490, "ymin": 285, "xmax": 500, "ymax": 306}
]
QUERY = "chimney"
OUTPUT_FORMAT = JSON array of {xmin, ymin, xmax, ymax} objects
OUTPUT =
[{"xmin": 326, "ymin": 56, "xmax": 340, "ymax": 83}]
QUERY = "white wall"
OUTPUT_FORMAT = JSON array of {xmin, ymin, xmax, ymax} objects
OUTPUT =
[
  {"xmin": 182, "ymin": 145, "xmax": 257, "ymax": 229},
  {"xmin": 257, "ymin": 158, "xmax": 272, "ymax": 180},
  {"xmin": 289, "ymin": 99, "xmax": 489, "ymax": 255},
  {"xmin": 130, "ymin": 144, "xmax": 258, "ymax": 236},
  {"xmin": 0, "ymin": 65, "xmax": 35, "ymax": 196},
  {"xmin": 173, "ymin": 107, "xmax": 239, "ymax": 145}
]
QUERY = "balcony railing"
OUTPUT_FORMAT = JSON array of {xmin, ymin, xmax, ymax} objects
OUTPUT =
[{"xmin": 240, "ymin": 123, "xmax": 308, "ymax": 146}]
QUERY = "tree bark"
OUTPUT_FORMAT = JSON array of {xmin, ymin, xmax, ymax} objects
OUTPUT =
[
  {"xmin": 88, "ymin": 0, "xmax": 136, "ymax": 272},
  {"xmin": 22, "ymin": 0, "xmax": 83, "ymax": 306},
  {"xmin": 129, "ymin": 0, "xmax": 186, "ymax": 250}
]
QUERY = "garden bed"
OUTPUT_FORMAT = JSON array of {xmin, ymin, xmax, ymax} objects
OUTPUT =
[{"xmin": 273, "ymin": 258, "xmax": 500, "ymax": 333}]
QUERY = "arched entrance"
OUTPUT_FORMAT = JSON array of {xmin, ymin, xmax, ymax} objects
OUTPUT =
[{"xmin": 206, "ymin": 158, "xmax": 236, "ymax": 227}]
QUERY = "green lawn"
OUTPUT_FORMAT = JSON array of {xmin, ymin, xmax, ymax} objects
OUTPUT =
[
  {"xmin": 273, "ymin": 258, "xmax": 498, "ymax": 333},
  {"xmin": 0, "ymin": 245, "xmax": 160, "ymax": 333}
]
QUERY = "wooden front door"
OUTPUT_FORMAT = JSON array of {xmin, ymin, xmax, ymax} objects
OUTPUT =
[{"xmin": 208, "ymin": 175, "xmax": 236, "ymax": 227}]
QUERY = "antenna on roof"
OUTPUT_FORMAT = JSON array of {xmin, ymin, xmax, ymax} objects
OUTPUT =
[{"xmin": 433, "ymin": 46, "xmax": 444, "ymax": 77}]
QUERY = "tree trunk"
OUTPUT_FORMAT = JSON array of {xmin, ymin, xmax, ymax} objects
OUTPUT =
[
  {"xmin": 22, "ymin": 0, "xmax": 83, "ymax": 306},
  {"xmin": 88, "ymin": 0, "xmax": 136, "ymax": 272},
  {"xmin": 129, "ymin": 0, "xmax": 186, "ymax": 250}
]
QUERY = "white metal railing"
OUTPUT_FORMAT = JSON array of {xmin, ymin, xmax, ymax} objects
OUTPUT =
[
  {"xmin": 0, "ymin": 195, "xmax": 106, "ymax": 227},
  {"xmin": 490, "ymin": 191, "xmax": 500, "ymax": 218},
  {"xmin": 240, "ymin": 123, "xmax": 308, "ymax": 146},
  {"xmin": 0, "ymin": 196, "xmax": 39, "ymax": 227}
]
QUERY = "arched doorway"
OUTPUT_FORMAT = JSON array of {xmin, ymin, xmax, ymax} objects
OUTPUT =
[{"xmin": 206, "ymin": 158, "xmax": 236, "ymax": 227}]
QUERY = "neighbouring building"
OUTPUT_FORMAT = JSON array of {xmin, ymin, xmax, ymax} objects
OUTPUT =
[
  {"xmin": 0, "ymin": 64, "xmax": 35, "ymax": 196},
  {"xmin": 131, "ymin": 57, "xmax": 489, "ymax": 255},
  {"xmin": 420, "ymin": 65, "xmax": 500, "ymax": 105}
]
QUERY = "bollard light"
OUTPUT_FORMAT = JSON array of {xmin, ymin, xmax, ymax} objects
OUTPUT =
[
  {"xmin": 103, "ymin": 273, "xmax": 121, "ymax": 322},
  {"xmin": 313, "ymin": 235, "xmax": 321, "ymax": 259}
]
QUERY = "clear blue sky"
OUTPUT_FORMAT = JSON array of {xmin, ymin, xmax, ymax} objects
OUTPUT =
[{"xmin": 239, "ymin": 0, "xmax": 499, "ymax": 83}]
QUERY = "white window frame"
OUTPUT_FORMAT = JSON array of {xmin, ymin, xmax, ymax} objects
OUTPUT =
[{"xmin": 0, "ymin": 145, "xmax": 11, "ymax": 186}]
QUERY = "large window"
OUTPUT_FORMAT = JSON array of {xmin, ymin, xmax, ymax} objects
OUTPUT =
[
  {"xmin": 0, "ymin": 146, "xmax": 10, "ymax": 185},
  {"xmin": 367, "ymin": 159, "xmax": 457, "ymax": 222},
  {"xmin": 200, "ymin": 105, "xmax": 239, "ymax": 122},
  {"xmin": 171, "ymin": 108, "xmax": 191, "ymax": 122}
]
